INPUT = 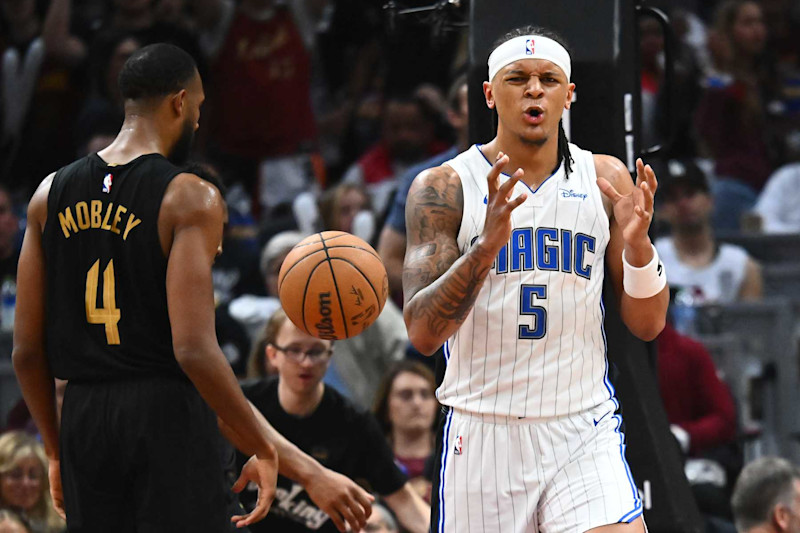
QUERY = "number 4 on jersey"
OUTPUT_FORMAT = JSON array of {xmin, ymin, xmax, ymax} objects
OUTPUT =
[{"xmin": 85, "ymin": 259, "xmax": 121, "ymax": 345}]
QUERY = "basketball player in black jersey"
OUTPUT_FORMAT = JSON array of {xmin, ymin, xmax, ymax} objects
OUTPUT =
[{"xmin": 12, "ymin": 43, "xmax": 373, "ymax": 532}]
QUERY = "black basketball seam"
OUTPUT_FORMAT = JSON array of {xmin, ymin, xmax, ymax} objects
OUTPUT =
[
  {"xmin": 293, "ymin": 232, "xmax": 350, "ymax": 247},
  {"xmin": 328, "ymin": 257, "xmax": 381, "ymax": 308},
  {"xmin": 301, "ymin": 258, "xmax": 329, "ymax": 335},
  {"xmin": 319, "ymin": 244, "xmax": 380, "ymax": 260},
  {"xmin": 320, "ymin": 233, "xmax": 350, "ymax": 338},
  {"xmin": 278, "ymin": 249, "xmax": 326, "ymax": 291}
]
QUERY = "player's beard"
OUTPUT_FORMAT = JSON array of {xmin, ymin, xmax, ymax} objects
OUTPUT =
[{"xmin": 169, "ymin": 119, "xmax": 195, "ymax": 165}]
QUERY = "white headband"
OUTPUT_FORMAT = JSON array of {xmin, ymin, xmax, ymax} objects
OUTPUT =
[{"xmin": 488, "ymin": 35, "xmax": 571, "ymax": 82}]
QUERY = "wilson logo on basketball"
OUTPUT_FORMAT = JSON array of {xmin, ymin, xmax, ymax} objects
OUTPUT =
[{"xmin": 315, "ymin": 292, "xmax": 336, "ymax": 340}]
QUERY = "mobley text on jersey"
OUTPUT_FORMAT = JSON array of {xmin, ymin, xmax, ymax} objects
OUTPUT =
[{"xmin": 57, "ymin": 200, "xmax": 142, "ymax": 240}]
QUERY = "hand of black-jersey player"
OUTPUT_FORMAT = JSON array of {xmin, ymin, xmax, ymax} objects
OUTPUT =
[
  {"xmin": 230, "ymin": 451, "xmax": 279, "ymax": 527},
  {"xmin": 49, "ymin": 458, "xmax": 66, "ymax": 520},
  {"xmin": 305, "ymin": 468, "xmax": 375, "ymax": 532}
]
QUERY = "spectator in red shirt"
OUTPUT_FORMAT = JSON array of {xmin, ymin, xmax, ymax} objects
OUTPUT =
[{"xmin": 658, "ymin": 320, "xmax": 739, "ymax": 522}]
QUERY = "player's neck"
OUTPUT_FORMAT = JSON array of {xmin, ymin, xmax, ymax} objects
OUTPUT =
[
  {"xmin": 483, "ymin": 132, "xmax": 560, "ymax": 188},
  {"xmin": 277, "ymin": 379, "xmax": 324, "ymax": 417},
  {"xmin": 98, "ymin": 116, "xmax": 170, "ymax": 164},
  {"xmin": 392, "ymin": 428, "xmax": 433, "ymax": 459}
]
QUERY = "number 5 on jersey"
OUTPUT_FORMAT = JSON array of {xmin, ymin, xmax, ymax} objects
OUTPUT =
[
  {"xmin": 519, "ymin": 284, "xmax": 547, "ymax": 339},
  {"xmin": 85, "ymin": 259, "xmax": 121, "ymax": 345}
]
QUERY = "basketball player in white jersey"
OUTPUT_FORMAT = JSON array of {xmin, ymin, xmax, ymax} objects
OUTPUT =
[{"xmin": 402, "ymin": 26, "xmax": 669, "ymax": 533}]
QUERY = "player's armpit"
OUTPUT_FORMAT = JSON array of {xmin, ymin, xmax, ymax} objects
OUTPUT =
[{"xmin": 402, "ymin": 166, "xmax": 495, "ymax": 355}]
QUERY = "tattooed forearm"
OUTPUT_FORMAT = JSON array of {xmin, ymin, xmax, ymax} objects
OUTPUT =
[
  {"xmin": 407, "ymin": 248, "xmax": 493, "ymax": 337},
  {"xmin": 402, "ymin": 165, "xmax": 493, "ymax": 353}
]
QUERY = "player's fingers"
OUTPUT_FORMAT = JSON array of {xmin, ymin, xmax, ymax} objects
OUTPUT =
[
  {"xmin": 635, "ymin": 158, "xmax": 645, "ymax": 187},
  {"xmin": 508, "ymin": 193, "xmax": 527, "ymax": 211},
  {"xmin": 596, "ymin": 177, "xmax": 623, "ymax": 204},
  {"xmin": 338, "ymin": 504, "xmax": 361, "ymax": 532},
  {"xmin": 328, "ymin": 510, "xmax": 347, "ymax": 533},
  {"xmin": 354, "ymin": 489, "xmax": 374, "ymax": 518},
  {"xmin": 641, "ymin": 181, "xmax": 654, "ymax": 213},
  {"xmin": 487, "ymin": 152, "xmax": 509, "ymax": 195},
  {"xmin": 344, "ymin": 495, "xmax": 368, "ymax": 529},
  {"xmin": 498, "ymin": 168, "xmax": 524, "ymax": 200},
  {"xmin": 231, "ymin": 470, "xmax": 248, "ymax": 494},
  {"xmin": 645, "ymin": 163, "xmax": 658, "ymax": 194}
]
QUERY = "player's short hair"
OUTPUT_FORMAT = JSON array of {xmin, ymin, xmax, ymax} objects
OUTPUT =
[
  {"xmin": 731, "ymin": 457, "xmax": 800, "ymax": 531},
  {"xmin": 118, "ymin": 43, "xmax": 198, "ymax": 101}
]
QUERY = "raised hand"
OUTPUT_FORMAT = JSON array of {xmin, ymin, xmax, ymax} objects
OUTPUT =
[
  {"xmin": 480, "ymin": 152, "xmax": 527, "ymax": 254},
  {"xmin": 597, "ymin": 158, "xmax": 658, "ymax": 249},
  {"xmin": 231, "ymin": 450, "xmax": 279, "ymax": 528},
  {"xmin": 305, "ymin": 467, "xmax": 375, "ymax": 532}
]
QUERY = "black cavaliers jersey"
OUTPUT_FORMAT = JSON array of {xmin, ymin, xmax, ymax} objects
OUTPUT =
[{"xmin": 43, "ymin": 153, "xmax": 185, "ymax": 381}]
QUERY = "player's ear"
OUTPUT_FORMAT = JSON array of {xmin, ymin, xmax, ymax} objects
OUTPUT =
[
  {"xmin": 483, "ymin": 81, "xmax": 495, "ymax": 110},
  {"xmin": 171, "ymin": 89, "xmax": 188, "ymax": 117},
  {"xmin": 565, "ymin": 83, "xmax": 575, "ymax": 110}
]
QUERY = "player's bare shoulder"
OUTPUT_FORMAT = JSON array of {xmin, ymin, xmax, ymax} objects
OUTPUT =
[
  {"xmin": 593, "ymin": 154, "xmax": 633, "ymax": 216},
  {"xmin": 405, "ymin": 163, "xmax": 464, "ymax": 243},
  {"xmin": 28, "ymin": 173, "xmax": 57, "ymax": 229},
  {"xmin": 158, "ymin": 173, "xmax": 225, "ymax": 253}
]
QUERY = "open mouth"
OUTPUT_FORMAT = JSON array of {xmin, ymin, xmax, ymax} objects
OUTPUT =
[{"xmin": 527, "ymin": 108, "xmax": 543, "ymax": 117}]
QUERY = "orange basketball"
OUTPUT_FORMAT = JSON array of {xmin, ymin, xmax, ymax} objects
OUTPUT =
[{"xmin": 278, "ymin": 231, "xmax": 389, "ymax": 340}]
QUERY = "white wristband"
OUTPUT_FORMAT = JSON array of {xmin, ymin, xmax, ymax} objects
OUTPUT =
[{"xmin": 622, "ymin": 244, "xmax": 667, "ymax": 299}]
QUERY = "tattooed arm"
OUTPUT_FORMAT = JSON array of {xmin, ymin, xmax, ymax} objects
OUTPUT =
[{"xmin": 403, "ymin": 153, "xmax": 526, "ymax": 355}]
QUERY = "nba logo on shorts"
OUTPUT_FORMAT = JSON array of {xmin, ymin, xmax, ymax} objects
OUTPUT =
[
  {"xmin": 525, "ymin": 39, "xmax": 535, "ymax": 55},
  {"xmin": 453, "ymin": 435, "xmax": 463, "ymax": 455},
  {"xmin": 102, "ymin": 173, "xmax": 113, "ymax": 194}
]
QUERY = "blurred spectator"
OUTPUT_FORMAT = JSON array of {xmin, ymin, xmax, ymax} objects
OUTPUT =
[
  {"xmin": 658, "ymin": 321, "xmax": 738, "ymax": 522},
  {"xmin": 342, "ymin": 92, "xmax": 449, "ymax": 216},
  {"xmin": 74, "ymin": 33, "xmax": 141, "ymax": 156},
  {"xmin": 752, "ymin": 162, "xmax": 800, "ymax": 233},
  {"xmin": 378, "ymin": 74, "xmax": 468, "ymax": 304},
  {"xmin": 237, "ymin": 309, "xmax": 430, "ymax": 532},
  {"xmin": 0, "ymin": 187, "xmax": 19, "ymax": 283},
  {"xmin": 0, "ymin": 432, "xmax": 64, "ymax": 533},
  {"xmin": 695, "ymin": 0, "xmax": 777, "ymax": 229},
  {"xmin": 731, "ymin": 457, "xmax": 800, "ymax": 533},
  {"xmin": 318, "ymin": 183, "xmax": 371, "ymax": 235},
  {"xmin": 198, "ymin": 0, "xmax": 322, "ymax": 217},
  {"xmin": 0, "ymin": 510, "xmax": 31, "ymax": 533},
  {"xmin": 1, "ymin": 0, "xmax": 87, "ymax": 192},
  {"xmin": 226, "ymin": 230, "xmax": 302, "ymax": 344},
  {"xmin": 655, "ymin": 158, "xmax": 763, "ymax": 303},
  {"xmin": 364, "ymin": 502, "xmax": 398, "ymax": 533},
  {"xmin": 639, "ymin": 12, "xmax": 703, "ymax": 157},
  {"xmin": 373, "ymin": 361, "xmax": 438, "ymax": 503}
]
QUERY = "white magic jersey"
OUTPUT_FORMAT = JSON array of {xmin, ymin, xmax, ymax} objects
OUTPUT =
[{"xmin": 437, "ymin": 143, "xmax": 613, "ymax": 418}]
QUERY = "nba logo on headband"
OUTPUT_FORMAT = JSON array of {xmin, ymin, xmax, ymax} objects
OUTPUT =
[{"xmin": 525, "ymin": 39, "xmax": 534, "ymax": 55}]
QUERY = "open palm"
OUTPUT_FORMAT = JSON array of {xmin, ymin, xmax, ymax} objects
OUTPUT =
[{"xmin": 597, "ymin": 158, "xmax": 658, "ymax": 245}]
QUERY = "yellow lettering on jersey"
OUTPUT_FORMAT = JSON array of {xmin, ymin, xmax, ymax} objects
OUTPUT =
[
  {"xmin": 75, "ymin": 202, "xmax": 90, "ymax": 230},
  {"xmin": 90, "ymin": 200, "xmax": 103, "ymax": 228},
  {"xmin": 123, "ymin": 213, "xmax": 142, "ymax": 240},
  {"xmin": 58, "ymin": 207, "xmax": 78, "ymax": 238},
  {"xmin": 100, "ymin": 202, "xmax": 113, "ymax": 230},
  {"xmin": 110, "ymin": 205, "xmax": 127, "ymax": 235}
]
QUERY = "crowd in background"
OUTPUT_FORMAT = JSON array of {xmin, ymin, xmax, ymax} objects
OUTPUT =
[{"xmin": 2, "ymin": 0, "xmax": 800, "ymax": 531}]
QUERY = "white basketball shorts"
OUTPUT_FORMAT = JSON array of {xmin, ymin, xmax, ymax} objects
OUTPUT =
[{"xmin": 432, "ymin": 398, "xmax": 644, "ymax": 533}]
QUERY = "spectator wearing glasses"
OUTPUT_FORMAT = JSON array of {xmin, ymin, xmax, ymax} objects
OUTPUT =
[{"xmin": 236, "ymin": 309, "xmax": 430, "ymax": 533}]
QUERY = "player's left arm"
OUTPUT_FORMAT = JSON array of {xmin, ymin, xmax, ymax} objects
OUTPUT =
[
  {"xmin": 382, "ymin": 482, "xmax": 431, "ymax": 533},
  {"xmin": 12, "ymin": 174, "xmax": 66, "ymax": 518},
  {"xmin": 596, "ymin": 156, "xmax": 668, "ymax": 341}
]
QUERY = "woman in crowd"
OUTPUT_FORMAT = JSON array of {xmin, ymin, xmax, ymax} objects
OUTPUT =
[
  {"xmin": 373, "ymin": 360, "xmax": 438, "ymax": 502},
  {"xmin": 0, "ymin": 432, "xmax": 64, "ymax": 533}
]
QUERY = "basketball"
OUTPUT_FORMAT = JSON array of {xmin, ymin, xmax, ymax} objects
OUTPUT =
[{"xmin": 278, "ymin": 231, "xmax": 389, "ymax": 340}]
